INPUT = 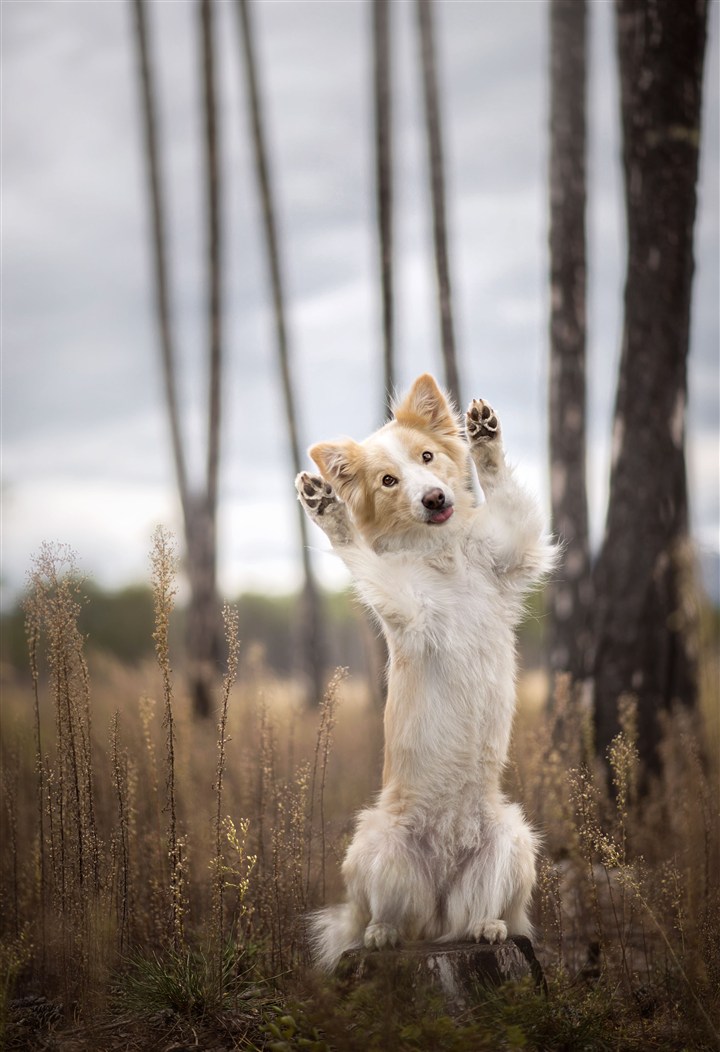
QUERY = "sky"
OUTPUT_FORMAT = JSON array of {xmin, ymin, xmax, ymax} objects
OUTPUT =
[{"xmin": 2, "ymin": 0, "xmax": 719, "ymax": 608}]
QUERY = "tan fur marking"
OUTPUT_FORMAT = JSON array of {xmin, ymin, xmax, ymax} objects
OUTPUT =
[{"xmin": 393, "ymin": 374, "xmax": 459, "ymax": 437}]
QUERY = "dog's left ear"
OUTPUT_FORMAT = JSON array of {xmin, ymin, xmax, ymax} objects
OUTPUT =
[{"xmin": 393, "ymin": 373, "xmax": 458, "ymax": 436}]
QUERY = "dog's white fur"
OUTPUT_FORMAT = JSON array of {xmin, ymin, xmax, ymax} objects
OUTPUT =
[{"xmin": 295, "ymin": 374, "xmax": 555, "ymax": 971}]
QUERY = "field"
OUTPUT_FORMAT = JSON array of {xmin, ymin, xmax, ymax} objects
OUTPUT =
[{"xmin": 0, "ymin": 538, "xmax": 719, "ymax": 1051}]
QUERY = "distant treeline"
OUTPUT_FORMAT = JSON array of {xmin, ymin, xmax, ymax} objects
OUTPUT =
[{"xmin": 0, "ymin": 582, "xmax": 551, "ymax": 677}]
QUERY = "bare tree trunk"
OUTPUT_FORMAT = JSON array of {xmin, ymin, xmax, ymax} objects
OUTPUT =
[
  {"xmin": 236, "ymin": 0, "xmax": 325, "ymax": 704},
  {"xmin": 416, "ymin": 0, "xmax": 461, "ymax": 408},
  {"xmin": 132, "ymin": 0, "xmax": 223, "ymax": 718},
  {"xmin": 186, "ymin": 0, "xmax": 224, "ymax": 719},
  {"xmin": 132, "ymin": 0, "xmax": 189, "ymax": 518},
  {"xmin": 373, "ymin": 0, "xmax": 394, "ymax": 415},
  {"xmin": 593, "ymin": 0, "xmax": 708, "ymax": 770},
  {"xmin": 202, "ymin": 0, "xmax": 222, "ymax": 524},
  {"xmin": 547, "ymin": 0, "xmax": 592, "ymax": 684}
]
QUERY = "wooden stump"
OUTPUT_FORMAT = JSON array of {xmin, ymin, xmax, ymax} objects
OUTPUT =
[{"xmin": 337, "ymin": 937, "xmax": 545, "ymax": 1012}]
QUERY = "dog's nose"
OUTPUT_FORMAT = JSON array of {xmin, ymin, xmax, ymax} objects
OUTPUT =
[{"xmin": 422, "ymin": 488, "xmax": 445, "ymax": 510}]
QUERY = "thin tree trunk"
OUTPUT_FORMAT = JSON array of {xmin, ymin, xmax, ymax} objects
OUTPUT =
[
  {"xmin": 236, "ymin": 0, "xmax": 325, "ymax": 704},
  {"xmin": 373, "ymin": 0, "xmax": 394, "ymax": 415},
  {"xmin": 132, "ymin": 0, "xmax": 190, "ymax": 518},
  {"xmin": 416, "ymin": 0, "xmax": 461, "ymax": 408},
  {"xmin": 202, "ymin": 0, "xmax": 222, "ymax": 523},
  {"xmin": 547, "ymin": 0, "xmax": 592, "ymax": 684},
  {"xmin": 593, "ymin": 0, "xmax": 708, "ymax": 770},
  {"xmin": 182, "ymin": 0, "xmax": 224, "ymax": 719},
  {"xmin": 132, "ymin": 0, "xmax": 223, "ymax": 718}
]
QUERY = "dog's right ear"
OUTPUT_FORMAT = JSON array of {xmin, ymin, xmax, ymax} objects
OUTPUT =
[
  {"xmin": 393, "ymin": 373, "xmax": 458, "ymax": 437},
  {"xmin": 309, "ymin": 439, "xmax": 363, "ymax": 500}
]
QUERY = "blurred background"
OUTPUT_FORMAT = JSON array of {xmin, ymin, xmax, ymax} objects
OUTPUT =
[{"xmin": 2, "ymin": 0, "xmax": 718, "ymax": 689}]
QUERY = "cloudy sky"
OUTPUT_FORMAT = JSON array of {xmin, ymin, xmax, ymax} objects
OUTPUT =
[{"xmin": 2, "ymin": 0, "xmax": 718, "ymax": 607}]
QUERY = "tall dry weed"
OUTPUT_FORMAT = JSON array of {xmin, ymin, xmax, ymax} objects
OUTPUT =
[
  {"xmin": 512, "ymin": 671, "xmax": 719, "ymax": 1038},
  {"xmin": 2, "ymin": 533, "xmax": 717, "ymax": 1046},
  {"xmin": 18, "ymin": 544, "xmax": 104, "ymax": 999}
]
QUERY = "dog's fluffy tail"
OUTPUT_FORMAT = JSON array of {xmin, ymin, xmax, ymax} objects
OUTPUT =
[{"xmin": 307, "ymin": 903, "xmax": 365, "ymax": 972}]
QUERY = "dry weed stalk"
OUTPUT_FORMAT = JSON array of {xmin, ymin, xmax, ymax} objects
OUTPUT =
[
  {"xmin": 212, "ymin": 603, "xmax": 240, "ymax": 955},
  {"xmin": 110, "ymin": 712, "xmax": 131, "ymax": 953},
  {"xmin": 306, "ymin": 668, "xmax": 344, "ymax": 903},
  {"xmin": 22, "ymin": 544, "xmax": 102, "ymax": 997},
  {"xmin": 1, "ymin": 762, "xmax": 19, "ymax": 939},
  {"xmin": 25, "ymin": 593, "xmax": 46, "ymax": 968},
  {"xmin": 150, "ymin": 526, "xmax": 186, "ymax": 951}
]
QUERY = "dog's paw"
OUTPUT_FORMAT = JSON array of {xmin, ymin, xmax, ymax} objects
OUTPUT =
[
  {"xmin": 364, "ymin": 921, "xmax": 400, "ymax": 952},
  {"xmin": 471, "ymin": 919, "xmax": 508, "ymax": 944},
  {"xmin": 295, "ymin": 472, "xmax": 337, "ymax": 517},
  {"xmin": 466, "ymin": 399, "xmax": 501, "ymax": 443},
  {"xmin": 296, "ymin": 471, "xmax": 354, "ymax": 546}
]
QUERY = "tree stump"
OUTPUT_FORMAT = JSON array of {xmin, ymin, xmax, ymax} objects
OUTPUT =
[{"xmin": 337, "ymin": 937, "xmax": 545, "ymax": 1012}]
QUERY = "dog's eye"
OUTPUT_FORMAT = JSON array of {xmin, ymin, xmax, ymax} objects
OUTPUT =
[
  {"xmin": 382, "ymin": 475, "xmax": 398, "ymax": 488},
  {"xmin": 422, "ymin": 451, "xmax": 433, "ymax": 463}
]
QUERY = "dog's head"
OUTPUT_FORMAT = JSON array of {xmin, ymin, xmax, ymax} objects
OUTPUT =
[{"xmin": 310, "ymin": 374, "xmax": 472, "ymax": 547}]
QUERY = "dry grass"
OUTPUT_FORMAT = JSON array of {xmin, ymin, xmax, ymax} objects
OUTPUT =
[{"xmin": 0, "ymin": 538, "xmax": 718, "ymax": 1049}]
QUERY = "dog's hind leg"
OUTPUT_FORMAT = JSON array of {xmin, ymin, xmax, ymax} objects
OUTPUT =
[
  {"xmin": 443, "ymin": 805, "xmax": 537, "ymax": 943},
  {"xmin": 342, "ymin": 808, "xmax": 436, "ymax": 951}
]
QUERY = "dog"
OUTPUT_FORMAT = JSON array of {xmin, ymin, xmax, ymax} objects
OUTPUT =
[{"xmin": 295, "ymin": 373, "xmax": 555, "ymax": 971}]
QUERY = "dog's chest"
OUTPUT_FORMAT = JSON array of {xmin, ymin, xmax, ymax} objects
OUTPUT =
[{"xmin": 382, "ymin": 545, "xmax": 504, "ymax": 652}]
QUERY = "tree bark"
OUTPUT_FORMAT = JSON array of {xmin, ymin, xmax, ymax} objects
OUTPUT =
[
  {"xmin": 201, "ymin": 0, "xmax": 222, "ymax": 525},
  {"xmin": 236, "ymin": 0, "xmax": 325, "ymax": 704},
  {"xmin": 547, "ymin": 0, "xmax": 592, "ymax": 684},
  {"xmin": 416, "ymin": 0, "xmax": 461, "ymax": 408},
  {"xmin": 132, "ymin": 0, "xmax": 190, "ymax": 519},
  {"xmin": 180, "ymin": 0, "xmax": 224, "ymax": 720},
  {"xmin": 593, "ymin": 0, "xmax": 708, "ymax": 769},
  {"xmin": 373, "ymin": 0, "xmax": 394, "ymax": 416},
  {"xmin": 133, "ymin": 0, "xmax": 222, "ymax": 718}
]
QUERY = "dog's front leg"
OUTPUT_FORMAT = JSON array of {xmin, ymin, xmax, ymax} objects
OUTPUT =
[
  {"xmin": 295, "ymin": 472, "xmax": 355, "ymax": 548},
  {"xmin": 465, "ymin": 398, "xmax": 508, "ymax": 494},
  {"xmin": 465, "ymin": 400, "xmax": 554, "ymax": 584}
]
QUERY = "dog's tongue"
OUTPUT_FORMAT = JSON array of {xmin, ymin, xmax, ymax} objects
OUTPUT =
[{"xmin": 429, "ymin": 505, "xmax": 454, "ymax": 524}]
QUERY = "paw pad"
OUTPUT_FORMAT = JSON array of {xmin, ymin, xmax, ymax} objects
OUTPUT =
[
  {"xmin": 296, "ymin": 472, "xmax": 336, "ymax": 516},
  {"xmin": 466, "ymin": 399, "xmax": 499, "ymax": 441}
]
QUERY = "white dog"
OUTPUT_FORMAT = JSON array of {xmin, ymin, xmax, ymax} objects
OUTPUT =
[{"xmin": 295, "ymin": 374, "xmax": 554, "ymax": 971}]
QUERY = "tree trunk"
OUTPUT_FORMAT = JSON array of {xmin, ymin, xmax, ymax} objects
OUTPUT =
[
  {"xmin": 131, "ymin": 0, "xmax": 190, "ymax": 519},
  {"xmin": 593, "ymin": 0, "xmax": 708, "ymax": 769},
  {"xmin": 416, "ymin": 0, "xmax": 461, "ymax": 408},
  {"xmin": 547, "ymin": 0, "xmax": 592, "ymax": 684},
  {"xmin": 236, "ymin": 0, "xmax": 325, "ymax": 704},
  {"xmin": 373, "ymin": 0, "xmax": 394, "ymax": 415},
  {"xmin": 201, "ymin": 0, "xmax": 222, "ymax": 526},
  {"xmin": 184, "ymin": 495, "xmax": 222, "ymax": 719},
  {"xmin": 133, "ymin": 0, "xmax": 222, "ymax": 718},
  {"xmin": 179, "ymin": 0, "xmax": 225, "ymax": 720}
]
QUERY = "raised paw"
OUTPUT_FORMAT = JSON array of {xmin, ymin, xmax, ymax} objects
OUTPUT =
[
  {"xmin": 471, "ymin": 919, "xmax": 508, "ymax": 944},
  {"xmin": 364, "ymin": 921, "xmax": 400, "ymax": 952},
  {"xmin": 295, "ymin": 471, "xmax": 337, "ymax": 517},
  {"xmin": 466, "ymin": 399, "xmax": 500, "ymax": 443},
  {"xmin": 295, "ymin": 471, "xmax": 354, "ymax": 546}
]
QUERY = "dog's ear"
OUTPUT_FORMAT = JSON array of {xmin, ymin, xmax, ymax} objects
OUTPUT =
[
  {"xmin": 393, "ymin": 374, "xmax": 458, "ymax": 436},
  {"xmin": 309, "ymin": 439, "xmax": 363, "ymax": 500}
]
